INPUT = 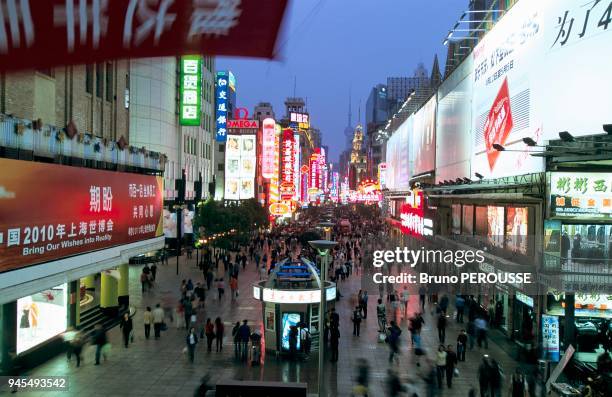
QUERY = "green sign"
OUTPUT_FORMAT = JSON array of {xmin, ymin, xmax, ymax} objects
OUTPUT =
[{"xmin": 179, "ymin": 55, "xmax": 202, "ymax": 126}]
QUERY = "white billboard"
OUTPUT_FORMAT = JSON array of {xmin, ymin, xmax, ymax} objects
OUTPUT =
[
  {"xmin": 411, "ymin": 96, "xmax": 437, "ymax": 176},
  {"xmin": 385, "ymin": 117, "xmax": 412, "ymax": 191},
  {"xmin": 472, "ymin": 0, "xmax": 612, "ymax": 178}
]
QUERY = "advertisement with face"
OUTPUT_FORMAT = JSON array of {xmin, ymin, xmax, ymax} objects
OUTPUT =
[
  {"xmin": 163, "ymin": 209, "xmax": 177, "ymax": 238},
  {"xmin": 472, "ymin": 0, "xmax": 612, "ymax": 178},
  {"xmin": 0, "ymin": 158, "xmax": 163, "ymax": 273},
  {"xmin": 411, "ymin": 96, "xmax": 436, "ymax": 176}
]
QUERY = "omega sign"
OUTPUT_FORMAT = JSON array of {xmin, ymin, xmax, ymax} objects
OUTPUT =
[{"xmin": 227, "ymin": 107, "xmax": 259, "ymax": 129}]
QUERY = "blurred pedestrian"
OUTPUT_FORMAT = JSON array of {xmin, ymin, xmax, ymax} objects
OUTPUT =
[
  {"xmin": 445, "ymin": 345, "xmax": 458, "ymax": 388},
  {"xmin": 204, "ymin": 318, "xmax": 215, "ymax": 353},
  {"xmin": 387, "ymin": 321, "xmax": 402, "ymax": 365},
  {"xmin": 386, "ymin": 368, "xmax": 406, "ymax": 397},
  {"xmin": 435, "ymin": 345, "xmax": 447, "ymax": 388},
  {"xmin": 153, "ymin": 303, "xmax": 164, "ymax": 339},
  {"xmin": 232, "ymin": 321, "xmax": 241, "ymax": 359},
  {"xmin": 215, "ymin": 317, "xmax": 224, "ymax": 352},
  {"xmin": 437, "ymin": 312, "xmax": 447, "ymax": 343},
  {"xmin": 186, "ymin": 327, "xmax": 198, "ymax": 363},
  {"xmin": 352, "ymin": 306, "xmax": 362, "ymax": 336},
  {"xmin": 92, "ymin": 324, "xmax": 107, "ymax": 365},
  {"xmin": 238, "ymin": 320, "xmax": 251, "ymax": 361},
  {"xmin": 330, "ymin": 326, "xmax": 340, "ymax": 362},
  {"xmin": 457, "ymin": 329, "xmax": 467, "ymax": 361},
  {"xmin": 119, "ymin": 312, "xmax": 133, "ymax": 348}
]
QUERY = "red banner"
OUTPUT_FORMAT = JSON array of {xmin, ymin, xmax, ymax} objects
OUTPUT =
[
  {"xmin": 0, "ymin": 158, "xmax": 163, "ymax": 273},
  {"xmin": 0, "ymin": 0, "xmax": 289, "ymax": 72},
  {"xmin": 484, "ymin": 77, "xmax": 514, "ymax": 171}
]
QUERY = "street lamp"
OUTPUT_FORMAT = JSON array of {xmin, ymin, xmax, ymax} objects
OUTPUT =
[
  {"xmin": 308, "ymin": 239, "xmax": 337, "ymax": 397},
  {"xmin": 318, "ymin": 222, "xmax": 335, "ymax": 241}
]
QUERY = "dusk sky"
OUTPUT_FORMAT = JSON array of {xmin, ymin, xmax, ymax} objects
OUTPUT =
[{"xmin": 217, "ymin": 0, "xmax": 467, "ymax": 162}]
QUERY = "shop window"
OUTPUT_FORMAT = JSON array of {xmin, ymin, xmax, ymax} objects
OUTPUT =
[
  {"xmin": 561, "ymin": 224, "xmax": 611, "ymax": 266},
  {"xmin": 475, "ymin": 206, "xmax": 488, "ymax": 238},
  {"xmin": 17, "ymin": 284, "xmax": 67, "ymax": 354},
  {"xmin": 85, "ymin": 65, "xmax": 93, "ymax": 94},
  {"xmin": 487, "ymin": 206, "xmax": 504, "ymax": 248},
  {"xmin": 462, "ymin": 205, "xmax": 474, "ymax": 235},
  {"xmin": 505, "ymin": 207, "xmax": 530, "ymax": 255},
  {"xmin": 451, "ymin": 204, "xmax": 461, "ymax": 235}
]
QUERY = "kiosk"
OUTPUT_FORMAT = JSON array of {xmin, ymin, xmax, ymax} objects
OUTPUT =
[{"xmin": 253, "ymin": 258, "xmax": 336, "ymax": 356}]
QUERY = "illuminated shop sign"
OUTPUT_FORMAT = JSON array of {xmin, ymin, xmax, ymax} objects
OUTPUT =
[
  {"xmin": 0, "ymin": 158, "xmax": 163, "ymax": 273},
  {"xmin": 253, "ymin": 285, "xmax": 337, "ymax": 303},
  {"xmin": 400, "ymin": 190, "xmax": 433, "ymax": 236},
  {"xmin": 261, "ymin": 119, "xmax": 276, "ymax": 179},
  {"xmin": 294, "ymin": 133, "xmax": 300, "ymax": 200},
  {"xmin": 280, "ymin": 129, "xmax": 295, "ymax": 200},
  {"xmin": 227, "ymin": 107, "xmax": 259, "ymax": 129},
  {"xmin": 550, "ymin": 172, "xmax": 612, "ymax": 219},
  {"xmin": 290, "ymin": 112, "xmax": 310, "ymax": 129},
  {"xmin": 215, "ymin": 72, "xmax": 229, "ymax": 142},
  {"xmin": 179, "ymin": 55, "xmax": 201, "ymax": 126},
  {"xmin": 378, "ymin": 163, "xmax": 387, "ymax": 188}
]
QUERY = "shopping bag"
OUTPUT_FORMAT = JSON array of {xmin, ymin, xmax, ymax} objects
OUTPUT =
[
  {"xmin": 182, "ymin": 347, "xmax": 188, "ymax": 355},
  {"xmin": 378, "ymin": 332, "xmax": 387, "ymax": 343},
  {"xmin": 454, "ymin": 368, "xmax": 460, "ymax": 377},
  {"xmin": 101, "ymin": 343, "xmax": 112, "ymax": 358}
]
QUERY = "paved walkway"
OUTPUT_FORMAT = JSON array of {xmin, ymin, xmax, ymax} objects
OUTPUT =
[{"xmin": 17, "ymin": 252, "xmax": 524, "ymax": 397}]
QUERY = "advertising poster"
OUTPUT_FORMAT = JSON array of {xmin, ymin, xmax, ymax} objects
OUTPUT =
[
  {"xmin": 261, "ymin": 118, "xmax": 277, "ymax": 179},
  {"xmin": 487, "ymin": 206, "xmax": 505, "ymax": 248},
  {"xmin": 163, "ymin": 209, "xmax": 177, "ymax": 238},
  {"xmin": 542, "ymin": 314, "xmax": 560, "ymax": 361},
  {"xmin": 472, "ymin": 0, "xmax": 612, "ymax": 178},
  {"xmin": 411, "ymin": 96, "xmax": 437, "ymax": 176},
  {"xmin": 281, "ymin": 313, "xmax": 301, "ymax": 351},
  {"xmin": 225, "ymin": 134, "xmax": 256, "ymax": 200},
  {"xmin": 183, "ymin": 210, "xmax": 194, "ymax": 235},
  {"xmin": 226, "ymin": 135, "xmax": 241, "ymax": 157},
  {"xmin": 505, "ymin": 207, "xmax": 529, "ymax": 254},
  {"xmin": 0, "ymin": 158, "xmax": 163, "ymax": 273}
]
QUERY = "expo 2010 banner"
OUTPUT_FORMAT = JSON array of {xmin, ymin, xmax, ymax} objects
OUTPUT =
[{"xmin": 0, "ymin": 158, "xmax": 163, "ymax": 273}]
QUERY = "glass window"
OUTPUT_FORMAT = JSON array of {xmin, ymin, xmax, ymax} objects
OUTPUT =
[
  {"xmin": 85, "ymin": 65, "xmax": 93, "ymax": 94},
  {"xmin": 451, "ymin": 204, "xmax": 461, "ymax": 235},
  {"xmin": 505, "ymin": 207, "xmax": 529, "ymax": 254},
  {"xmin": 96, "ymin": 63, "xmax": 103, "ymax": 98},
  {"xmin": 487, "ymin": 206, "xmax": 505, "ymax": 248},
  {"xmin": 475, "ymin": 206, "xmax": 488, "ymax": 237},
  {"xmin": 561, "ymin": 224, "xmax": 611, "ymax": 266},
  {"xmin": 17, "ymin": 284, "xmax": 68, "ymax": 354},
  {"xmin": 462, "ymin": 205, "xmax": 474, "ymax": 235},
  {"xmin": 105, "ymin": 63, "xmax": 113, "ymax": 101}
]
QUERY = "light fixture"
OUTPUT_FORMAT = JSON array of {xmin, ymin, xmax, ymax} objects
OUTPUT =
[
  {"xmin": 603, "ymin": 124, "xmax": 612, "ymax": 134},
  {"xmin": 522, "ymin": 137, "xmax": 537, "ymax": 146},
  {"xmin": 475, "ymin": 172, "xmax": 484, "ymax": 180},
  {"xmin": 492, "ymin": 143, "xmax": 505, "ymax": 151},
  {"xmin": 463, "ymin": 177, "xmax": 471, "ymax": 184},
  {"xmin": 558, "ymin": 131, "xmax": 575, "ymax": 142},
  {"xmin": 455, "ymin": 178, "xmax": 463, "ymax": 184}
]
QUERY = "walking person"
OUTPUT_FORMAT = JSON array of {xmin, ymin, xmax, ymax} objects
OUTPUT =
[
  {"xmin": 376, "ymin": 298, "xmax": 387, "ymax": 332},
  {"xmin": 418, "ymin": 286, "xmax": 426, "ymax": 312},
  {"xmin": 435, "ymin": 345, "xmax": 447, "ymax": 389},
  {"xmin": 289, "ymin": 325, "xmax": 299, "ymax": 361},
  {"xmin": 153, "ymin": 303, "xmax": 164, "ymax": 339},
  {"xmin": 68, "ymin": 331, "xmax": 84, "ymax": 367},
  {"xmin": 119, "ymin": 312, "xmax": 133, "ymax": 348},
  {"xmin": 229, "ymin": 275, "xmax": 238, "ymax": 301},
  {"xmin": 92, "ymin": 324, "xmax": 107, "ymax": 365},
  {"xmin": 445, "ymin": 345, "xmax": 458, "ymax": 388},
  {"xmin": 360, "ymin": 290, "xmax": 368, "ymax": 319},
  {"xmin": 214, "ymin": 317, "xmax": 224, "ymax": 352},
  {"xmin": 150, "ymin": 262, "xmax": 157, "ymax": 281},
  {"xmin": 300, "ymin": 323, "xmax": 311, "ymax": 356},
  {"xmin": 232, "ymin": 321, "xmax": 241, "ymax": 359},
  {"xmin": 386, "ymin": 368, "xmax": 407, "ymax": 397},
  {"xmin": 186, "ymin": 327, "xmax": 198, "ymax": 363},
  {"xmin": 387, "ymin": 321, "xmax": 402, "ymax": 365},
  {"xmin": 238, "ymin": 320, "xmax": 251, "ymax": 361},
  {"xmin": 437, "ymin": 312, "xmax": 447, "ymax": 344},
  {"xmin": 352, "ymin": 306, "xmax": 362, "ymax": 336},
  {"xmin": 330, "ymin": 326, "xmax": 340, "ymax": 362},
  {"xmin": 475, "ymin": 316, "xmax": 489, "ymax": 349},
  {"xmin": 216, "ymin": 278, "xmax": 225, "ymax": 300},
  {"xmin": 457, "ymin": 329, "xmax": 468, "ymax": 361},
  {"xmin": 400, "ymin": 286, "xmax": 410, "ymax": 317},
  {"xmin": 204, "ymin": 318, "xmax": 215, "ymax": 353},
  {"xmin": 143, "ymin": 306, "xmax": 152, "ymax": 339},
  {"xmin": 455, "ymin": 295, "xmax": 465, "ymax": 323}
]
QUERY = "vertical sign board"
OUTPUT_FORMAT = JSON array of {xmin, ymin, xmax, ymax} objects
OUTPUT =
[
  {"xmin": 293, "ymin": 133, "xmax": 301, "ymax": 201},
  {"xmin": 280, "ymin": 129, "xmax": 295, "ymax": 200},
  {"xmin": 215, "ymin": 72, "xmax": 229, "ymax": 142},
  {"xmin": 179, "ymin": 56, "xmax": 202, "ymax": 126},
  {"xmin": 542, "ymin": 314, "xmax": 560, "ymax": 362},
  {"xmin": 261, "ymin": 119, "xmax": 276, "ymax": 179}
]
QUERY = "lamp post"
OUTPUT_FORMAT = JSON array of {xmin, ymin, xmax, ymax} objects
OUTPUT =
[
  {"xmin": 318, "ymin": 221, "xmax": 335, "ymax": 241},
  {"xmin": 308, "ymin": 239, "xmax": 337, "ymax": 397}
]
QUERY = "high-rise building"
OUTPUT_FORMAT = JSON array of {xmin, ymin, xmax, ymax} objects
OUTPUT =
[
  {"xmin": 365, "ymin": 84, "xmax": 388, "ymax": 127},
  {"xmin": 129, "ymin": 56, "xmax": 216, "ymax": 203}
]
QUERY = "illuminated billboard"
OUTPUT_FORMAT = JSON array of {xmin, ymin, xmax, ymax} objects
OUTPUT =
[
  {"xmin": 261, "ymin": 118, "xmax": 276, "ymax": 179},
  {"xmin": 179, "ymin": 55, "xmax": 202, "ymax": 126},
  {"xmin": 411, "ymin": 96, "xmax": 436, "ymax": 175},
  {"xmin": 550, "ymin": 172, "xmax": 612, "ymax": 219},
  {"xmin": 224, "ymin": 134, "xmax": 256, "ymax": 200},
  {"xmin": 280, "ymin": 129, "xmax": 295, "ymax": 200},
  {"xmin": 293, "ymin": 133, "xmax": 300, "ymax": 201},
  {"xmin": 471, "ymin": 0, "xmax": 612, "ymax": 178},
  {"xmin": 0, "ymin": 158, "xmax": 163, "ymax": 273},
  {"xmin": 215, "ymin": 72, "xmax": 229, "ymax": 142}
]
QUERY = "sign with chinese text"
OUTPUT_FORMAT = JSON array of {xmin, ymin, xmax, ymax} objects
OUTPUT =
[
  {"xmin": 542, "ymin": 314, "xmax": 560, "ymax": 361},
  {"xmin": 261, "ymin": 118, "xmax": 276, "ymax": 179},
  {"xmin": 400, "ymin": 190, "xmax": 433, "ymax": 236},
  {"xmin": 257, "ymin": 286, "xmax": 337, "ymax": 304},
  {"xmin": 471, "ymin": 0, "xmax": 612, "ymax": 178},
  {"xmin": 309, "ymin": 153, "xmax": 320, "ymax": 200},
  {"xmin": 0, "ymin": 0, "xmax": 289, "ymax": 72},
  {"xmin": 550, "ymin": 172, "xmax": 612, "ymax": 219},
  {"xmin": 0, "ymin": 158, "xmax": 163, "ymax": 273},
  {"xmin": 216, "ymin": 72, "xmax": 229, "ymax": 142},
  {"xmin": 293, "ymin": 133, "xmax": 300, "ymax": 200},
  {"xmin": 179, "ymin": 55, "xmax": 201, "ymax": 126},
  {"xmin": 280, "ymin": 129, "xmax": 295, "ymax": 199},
  {"xmin": 290, "ymin": 112, "xmax": 310, "ymax": 129},
  {"xmin": 378, "ymin": 163, "xmax": 387, "ymax": 189}
]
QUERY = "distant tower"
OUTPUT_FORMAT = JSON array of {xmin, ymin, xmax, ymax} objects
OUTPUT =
[{"xmin": 344, "ymin": 88, "xmax": 354, "ymax": 149}]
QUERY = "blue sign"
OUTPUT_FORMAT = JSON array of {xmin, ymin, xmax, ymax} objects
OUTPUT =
[
  {"xmin": 542, "ymin": 314, "xmax": 560, "ymax": 361},
  {"xmin": 215, "ymin": 72, "xmax": 228, "ymax": 142}
]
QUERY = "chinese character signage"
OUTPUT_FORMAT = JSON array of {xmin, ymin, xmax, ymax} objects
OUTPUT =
[
  {"xmin": 293, "ymin": 133, "xmax": 300, "ymax": 200},
  {"xmin": 280, "ymin": 129, "xmax": 295, "ymax": 200},
  {"xmin": 261, "ymin": 118, "xmax": 276, "ymax": 179},
  {"xmin": 550, "ymin": 172, "xmax": 612, "ymax": 219},
  {"xmin": 290, "ymin": 112, "xmax": 310, "ymax": 129},
  {"xmin": 0, "ymin": 1, "xmax": 290, "ymax": 72},
  {"xmin": 542, "ymin": 314, "xmax": 560, "ymax": 361},
  {"xmin": 216, "ymin": 72, "xmax": 229, "ymax": 142},
  {"xmin": 471, "ymin": 0, "xmax": 612, "ymax": 178},
  {"xmin": 309, "ymin": 153, "xmax": 320, "ymax": 199},
  {"xmin": 179, "ymin": 55, "xmax": 202, "ymax": 126},
  {"xmin": 0, "ymin": 158, "xmax": 163, "ymax": 273},
  {"xmin": 378, "ymin": 163, "xmax": 387, "ymax": 189}
]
